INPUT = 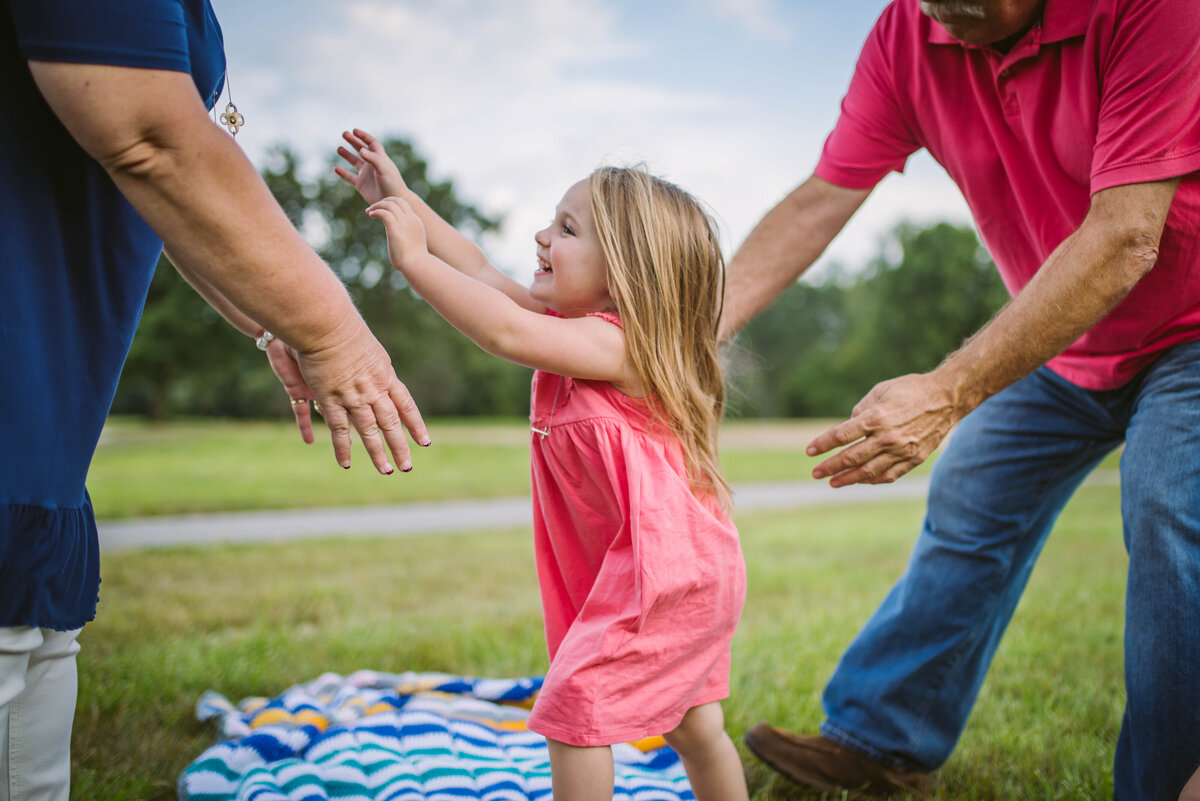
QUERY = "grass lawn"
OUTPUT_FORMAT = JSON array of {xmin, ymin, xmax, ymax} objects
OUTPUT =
[
  {"xmin": 91, "ymin": 415, "xmax": 1110, "ymax": 520},
  {"xmin": 73, "ymin": 481, "xmax": 1125, "ymax": 800},
  {"xmin": 89, "ymin": 416, "xmax": 853, "ymax": 518}
]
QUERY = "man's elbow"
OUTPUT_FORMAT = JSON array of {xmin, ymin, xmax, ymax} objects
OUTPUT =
[
  {"xmin": 1088, "ymin": 178, "xmax": 1177, "ymax": 287},
  {"xmin": 1116, "ymin": 225, "xmax": 1162, "ymax": 285}
]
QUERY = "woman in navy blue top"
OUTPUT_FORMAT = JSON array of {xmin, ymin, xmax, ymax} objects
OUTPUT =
[
  {"xmin": 1, "ymin": 1, "xmax": 430, "ymax": 796},
  {"xmin": 1, "ymin": 0, "xmax": 226, "ymax": 634}
]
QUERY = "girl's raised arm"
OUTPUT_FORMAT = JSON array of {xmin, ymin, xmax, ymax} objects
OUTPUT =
[
  {"xmin": 368, "ymin": 197, "xmax": 633, "ymax": 389},
  {"xmin": 337, "ymin": 129, "xmax": 543, "ymax": 312}
]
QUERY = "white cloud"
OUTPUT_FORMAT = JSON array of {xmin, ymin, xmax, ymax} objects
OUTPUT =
[
  {"xmin": 701, "ymin": 0, "xmax": 792, "ymax": 42},
  {"xmin": 215, "ymin": 0, "xmax": 968, "ymax": 288}
]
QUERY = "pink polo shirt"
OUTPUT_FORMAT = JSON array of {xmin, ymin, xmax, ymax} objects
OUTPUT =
[{"xmin": 817, "ymin": 0, "xmax": 1200, "ymax": 389}]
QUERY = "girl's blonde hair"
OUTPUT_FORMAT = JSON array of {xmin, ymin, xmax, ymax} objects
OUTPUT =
[{"xmin": 587, "ymin": 166, "xmax": 731, "ymax": 511}]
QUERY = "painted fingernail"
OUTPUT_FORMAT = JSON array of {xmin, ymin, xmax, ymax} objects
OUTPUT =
[
  {"xmin": 421, "ymin": 438, "xmax": 432, "ymax": 447},
  {"xmin": 402, "ymin": 465, "xmax": 413, "ymax": 473},
  {"xmin": 341, "ymin": 461, "xmax": 351, "ymax": 470},
  {"xmin": 384, "ymin": 462, "xmax": 394, "ymax": 475}
]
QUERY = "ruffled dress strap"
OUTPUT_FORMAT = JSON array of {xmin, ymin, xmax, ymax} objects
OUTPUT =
[{"xmin": 586, "ymin": 310, "xmax": 623, "ymax": 329}]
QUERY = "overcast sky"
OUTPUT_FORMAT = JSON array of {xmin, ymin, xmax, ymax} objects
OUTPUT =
[{"xmin": 208, "ymin": 0, "xmax": 971, "ymax": 284}]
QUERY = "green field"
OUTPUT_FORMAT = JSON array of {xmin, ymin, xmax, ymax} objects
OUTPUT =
[
  {"xmin": 75, "ymin": 488, "xmax": 1124, "ymax": 801},
  {"xmin": 74, "ymin": 417, "xmax": 1127, "ymax": 800},
  {"xmin": 89, "ymin": 417, "xmax": 857, "ymax": 518}
]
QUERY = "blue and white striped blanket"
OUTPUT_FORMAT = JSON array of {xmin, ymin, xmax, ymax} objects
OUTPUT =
[{"xmin": 178, "ymin": 670, "xmax": 694, "ymax": 801}]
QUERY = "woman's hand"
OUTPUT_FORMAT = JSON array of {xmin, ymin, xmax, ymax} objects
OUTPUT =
[
  {"xmin": 367, "ymin": 196, "xmax": 429, "ymax": 271},
  {"xmin": 335, "ymin": 128, "xmax": 408, "ymax": 205},
  {"xmin": 293, "ymin": 316, "xmax": 430, "ymax": 474},
  {"xmin": 264, "ymin": 337, "xmax": 321, "ymax": 444}
]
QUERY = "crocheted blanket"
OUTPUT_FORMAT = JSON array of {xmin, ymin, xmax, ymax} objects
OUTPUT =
[{"xmin": 178, "ymin": 670, "xmax": 694, "ymax": 801}]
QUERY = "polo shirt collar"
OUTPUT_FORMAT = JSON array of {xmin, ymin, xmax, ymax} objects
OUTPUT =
[{"xmin": 926, "ymin": 0, "xmax": 1089, "ymax": 48}]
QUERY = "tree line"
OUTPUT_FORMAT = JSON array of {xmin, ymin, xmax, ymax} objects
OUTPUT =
[{"xmin": 112, "ymin": 137, "xmax": 1008, "ymax": 421}]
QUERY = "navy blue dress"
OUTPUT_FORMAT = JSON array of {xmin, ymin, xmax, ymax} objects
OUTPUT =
[{"xmin": 0, "ymin": 0, "xmax": 226, "ymax": 629}]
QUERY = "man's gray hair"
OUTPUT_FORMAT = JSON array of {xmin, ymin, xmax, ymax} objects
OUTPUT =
[{"xmin": 920, "ymin": 0, "xmax": 987, "ymax": 20}]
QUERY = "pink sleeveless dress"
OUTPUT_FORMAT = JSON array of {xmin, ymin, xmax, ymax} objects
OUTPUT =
[{"xmin": 524, "ymin": 312, "xmax": 746, "ymax": 747}]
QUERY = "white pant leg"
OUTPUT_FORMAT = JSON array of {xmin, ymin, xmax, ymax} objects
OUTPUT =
[{"xmin": 0, "ymin": 627, "xmax": 81, "ymax": 801}]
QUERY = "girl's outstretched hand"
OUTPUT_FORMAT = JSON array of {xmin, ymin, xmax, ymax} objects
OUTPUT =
[
  {"xmin": 335, "ymin": 128, "xmax": 407, "ymax": 205},
  {"xmin": 367, "ymin": 196, "xmax": 429, "ymax": 271}
]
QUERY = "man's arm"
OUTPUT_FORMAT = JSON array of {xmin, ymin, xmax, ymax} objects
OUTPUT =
[
  {"xmin": 720, "ymin": 175, "xmax": 872, "ymax": 341},
  {"xmin": 808, "ymin": 177, "xmax": 1180, "ymax": 487},
  {"xmin": 28, "ymin": 61, "xmax": 428, "ymax": 473}
]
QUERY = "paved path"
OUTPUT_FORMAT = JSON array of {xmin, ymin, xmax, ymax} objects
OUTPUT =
[{"xmin": 96, "ymin": 471, "xmax": 1120, "ymax": 551}]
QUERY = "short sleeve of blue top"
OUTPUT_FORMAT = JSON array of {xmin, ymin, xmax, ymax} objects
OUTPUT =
[{"xmin": 0, "ymin": 0, "xmax": 225, "ymax": 630}]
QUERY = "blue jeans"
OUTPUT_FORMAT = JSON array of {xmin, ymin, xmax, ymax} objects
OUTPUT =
[{"xmin": 820, "ymin": 341, "xmax": 1200, "ymax": 801}]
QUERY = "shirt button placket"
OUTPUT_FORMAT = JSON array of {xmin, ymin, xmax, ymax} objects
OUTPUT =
[{"xmin": 998, "ymin": 66, "xmax": 1018, "ymax": 116}]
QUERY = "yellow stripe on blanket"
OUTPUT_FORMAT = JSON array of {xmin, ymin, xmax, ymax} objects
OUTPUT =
[
  {"xmin": 249, "ymin": 708, "xmax": 330, "ymax": 731},
  {"xmin": 630, "ymin": 735, "xmax": 668, "ymax": 752},
  {"xmin": 183, "ymin": 673, "xmax": 692, "ymax": 801}
]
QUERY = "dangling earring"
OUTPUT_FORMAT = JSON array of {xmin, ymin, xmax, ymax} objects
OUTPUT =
[{"xmin": 214, "ymin": 70, "xmax": 245, "ymax": 136}]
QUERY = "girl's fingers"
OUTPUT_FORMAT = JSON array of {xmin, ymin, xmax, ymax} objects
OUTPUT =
[
  {"xmin": 367, "ymin": 197, "xmax": 399, "ymax": 214},
  {"xmin": 342, "ymin": 130, "xmax": 367, "ymax": 152},
  {"xmin": 333, "ymin": 166, "xmax": 356, "ymax": 186},
  {"xmin": 336, "ymin": 145, "xmax": 361, "ymax": 168},
  {"xmin": 358, "ymin": 146, "xmax": 389, "ymax": 170}
]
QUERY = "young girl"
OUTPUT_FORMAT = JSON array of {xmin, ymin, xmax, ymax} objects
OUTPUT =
[{"xmin": 336, "ymin": 129, "xmax": 748, "ymax": 801}]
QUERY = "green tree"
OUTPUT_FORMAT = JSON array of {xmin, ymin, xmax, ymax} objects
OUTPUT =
[
  {"xmin": 289, "ymin": 139, "xmax": 531, "ymax": 417},
  {"xmin": 114, "ymin": 260, "xmax": 263, "ymax": 419},
  {"xmin": 847, "ymin": 221, "xmax": 1008, "ymax": 379},
  {"xmin": 115, "ymin": 152, "xmax": 1007, "ymax": 423},
  {"xmin": 114, "ymin": 137, "xmax": 529, "ymax": 419},
  {"xmin": 728, "ymin": 279, "xmax": 847, "ymax": 417},
  {"xmin": 733, "ymin": 221, "xmax": 1008, "ymax": 418}
]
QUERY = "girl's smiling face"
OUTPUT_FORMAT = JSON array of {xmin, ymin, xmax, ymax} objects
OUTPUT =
[{"xmin": 531, "ymin": 180, "xmax": 613, "ymax": 317}]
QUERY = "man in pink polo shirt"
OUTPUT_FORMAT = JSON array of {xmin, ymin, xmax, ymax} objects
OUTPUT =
[{"xmin": 722, "ymin": 0, "xmax": 1200, "ymax": 798}]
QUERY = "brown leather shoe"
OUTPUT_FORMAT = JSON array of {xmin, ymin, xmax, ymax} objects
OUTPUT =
[{"xmin": 744, "ymin": 723, "xmax": 932, "ymax": 798}]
